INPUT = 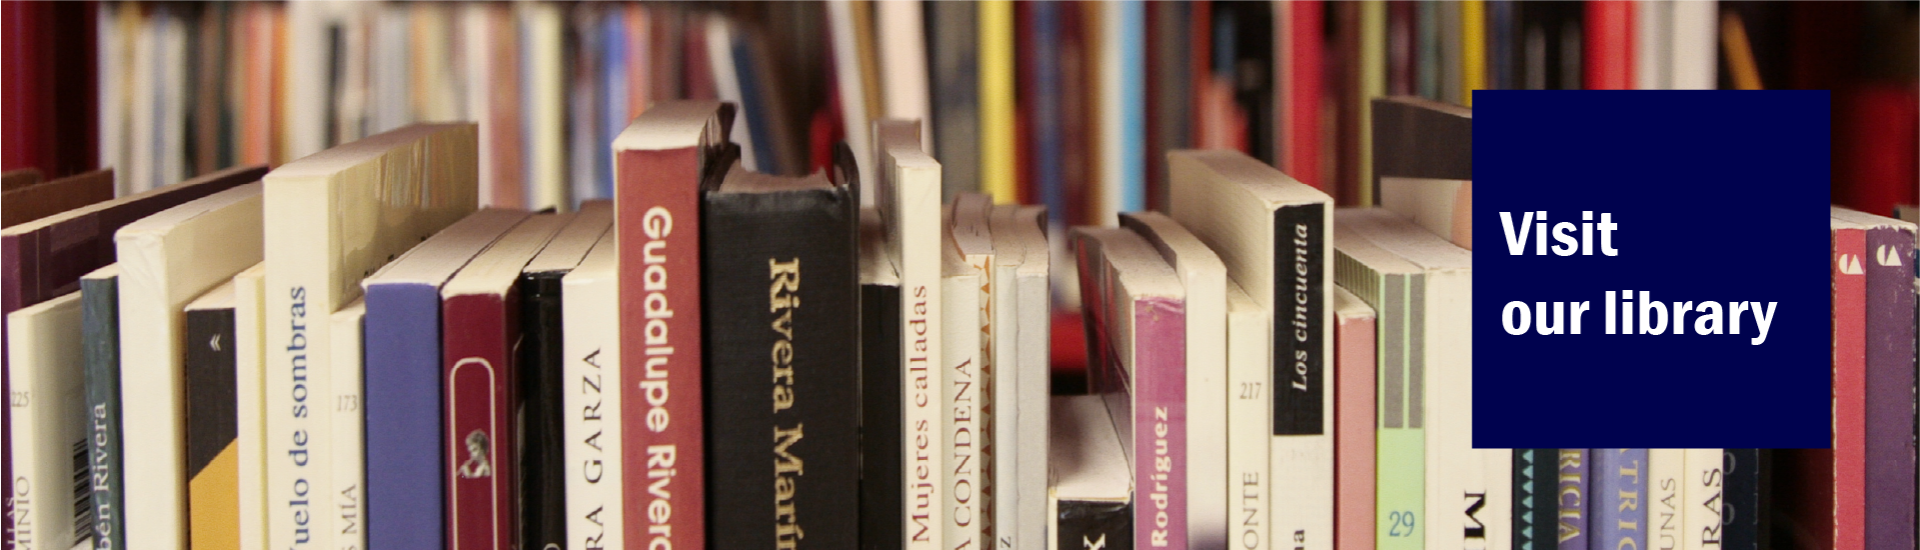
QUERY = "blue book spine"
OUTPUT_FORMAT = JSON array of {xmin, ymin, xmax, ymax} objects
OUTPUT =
[
  {"xmin": 599, "ymin": 13, "xmax": 628, "ymax": 201},
  {"xmin": 1032, "ymin": 1, "xmax": 1065, "ymax": 230},
  {"xmin": 1117, "ymin": 0, "xmax": 1146, "ymax": 214},
  {"xmin": 1590, "ymin": 449, "xmax": 1647, "ymax": 550},
  {"xmin": 82, "ymin": 275, "xmax": 124, "ymax": 550},
  {"xmin": 363, "ymin": 282, "xmax": 444, "ymax": 550}
]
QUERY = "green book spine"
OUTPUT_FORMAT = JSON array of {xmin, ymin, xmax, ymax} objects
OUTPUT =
[
  {"xmin": 81, "ymin": 274, "xmax": 124, "ymax": 550},
  {"xmin": 1340, "ymin": 261, "xmax": 1423, "ymax": 550}
]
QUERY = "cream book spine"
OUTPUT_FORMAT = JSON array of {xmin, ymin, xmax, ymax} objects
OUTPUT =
[
  {"xmin": 1682, "ymin": 449, "xmax": 1723, "ymax": 550},
  {"xmin": 330, "ymin": 300, "xmax": 366, "ymax": 550},
  {"xmin": 943, "ymin": 238, "xmax": 984, "ymax": 550},
  {"xmin": 876, "ymin": 119, "xmax": 944, "ymax": 550},
  {"xmin": 8, "ymin": 293, "xmax": 86, "ymax": 550},
  {"xmin": 1226, "ymin": 284, "xmax": 1272, "ymax": 550},
  {"xmin": 563, "ymin": 238, "xmax": 622, "ymax": 550},
  {"xmin": 116, "ymin": 184, "xmax": 265, "ymax": 550},
  {"xmin": 234, "ymin": 264, "xmax": 268, "ymax": 550}
]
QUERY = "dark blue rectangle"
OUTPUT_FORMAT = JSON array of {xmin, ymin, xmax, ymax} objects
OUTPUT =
[
  {"xmin": 363, "ymin": 281, "xmax": 445, "ymax": 550},
  {"xmin": 1473, "ymin": 91, "xmax": 1831, "ymax": 449}
]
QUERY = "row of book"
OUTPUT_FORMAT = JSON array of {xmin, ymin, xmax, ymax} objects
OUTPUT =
[{"xmin": 3, "ymin": 99, "xmax": 1910, "ymax": 550}]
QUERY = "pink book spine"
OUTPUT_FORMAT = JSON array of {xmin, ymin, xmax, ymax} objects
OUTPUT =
[
  {"xmin": 1134, "ymin": 297, "xmax": 1187, "ymax": 549},
  {"xmin": 1335, "ymin": 306, "xmax": 1376, "ymax": 550}
]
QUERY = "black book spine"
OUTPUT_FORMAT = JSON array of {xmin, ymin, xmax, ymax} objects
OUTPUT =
[
  {"xmin": 702, "ymin": 185, "xmax": 861, "ymax": 549},
  {"xmin": 1721, "ymin": 449, "xmax": 1770, "ymax": 550},
  {"xmin": 1272, "ymin": 202, "xmax": 1325, "ymax": 435},
  {"xmin": 81, "ymin": 276, "xmax": 123, "ymax": 550},
  {"xmin": 518, "ymin": 272, "xmax": 568, "ymax": 550},
  {"xmin": 1511, "ymin": 449, "xmax": 1558, "ymax": 550},
  {"xmin": 183, "ymin": 303, "xmax": 236, "ymax": 545},
  {"xmin": 859, "ymin": 281, "xmax": 902, "ymax": 550},
  {"xmin": 1057, "ymin": 500, "xmax": 1133, "ymax": 550}
]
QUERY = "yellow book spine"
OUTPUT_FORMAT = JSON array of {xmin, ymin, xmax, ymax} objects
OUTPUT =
[
  {"xmin": 978, "ymin": 0, "xmax": 1016, "ymax": 204},
  {"xmin": 1461, "ymin": 0, "xmax": 1486, "ymax": 106}
]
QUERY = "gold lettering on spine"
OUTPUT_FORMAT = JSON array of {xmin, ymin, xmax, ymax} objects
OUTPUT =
[{"xmin": 770, "ymin": 257, "xmax": 805, "ymax": 547}]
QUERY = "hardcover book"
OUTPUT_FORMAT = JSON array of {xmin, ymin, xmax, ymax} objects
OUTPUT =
[
  {"xmin": 613, "ymin": 100, "xmax": 733, "ymax": 550},
  {"xmin": 265, "ymin": 123, "xmax": 477, "ymax": 550},
  {"xmin": 1559, "ymin": 450, "xmax": 1590, "ymax": 550},
  {"xmin": 1120, "ymin": 211, "xmax": 1228, "ymax": 550},
  {"xmin": 1074, "ymin": 227, "xmax": 1189, "ymax": 549},
  {"xmin": 233, "ymin": 264, "xmax": 266, "ymax": 550},
  {"xmin": 519, "ymin": 203, "xmax": 612, "ymax": 550},
  {"xmin": 81, "ymin": 266, "xmax": 125, "ymax": 550},
  {"xmin": 6, "ymin": 292, "xmax": 88, "ymax": 550},
  {"xmin": 1720, "ymin": 449, "xmax": 1768, "ymax": 550},
  {"xmin": 1050, "ymin": 394, "xmax": 1134, "ymax": 550},
  {"xmin": 183, "ymin": 281, "xmax": 241, "ymax": 550},
  {"xmin": 1592, "ymin": 449, "xmax": 1649, "ymax": 550},
  {"xmin": 443, "ymin": 213, "xmax": 572, "ymax": 550},
  {"xmin": 362, "ymin": 209, "xmax": 529, "ymax": 550},
  {"xmin": 561, "ymin": 231, "xmax": 622, "ymax": 550},
  {"xmin": 858, "ymin": 209, "xmax": 903, "ymax": 550},
  {"xmin": 2, "ymin": 164, "xmax": 263, "ymax": 544},
  {"xmin": 1828, "ymin": 207, "xmax": 1916, "ymax": 550},
  {"xmin": 702, "ymin": 156, "xmax": 860, "ymax": 549},
  {"xmin": 875, "ymin": 119, "xmax": 946, "ymax": 550},
  {"xmin": 1333, "ymin": 287, "xmax": 1377, "ymax": 550},
  {"xmin": 988, "ymin": 204, "xmax": 1053, "ymax": 550},
  {"xmin": 115, "ymin": 183, "xmax": 265, "ymax": 550},
  {"xmin": 1827, "ymin": 214, "xmax": 1866, "ymax": 550},
  {"xmin": 1168, "ymin": 149, "xmax": 1333, "ymax": 550},
  {"xmin": 1226, "ymin": 283, "xmax": 1272, "ymax": 550}
]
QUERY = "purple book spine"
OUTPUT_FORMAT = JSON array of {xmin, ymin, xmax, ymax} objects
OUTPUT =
[
  {"xmin": 1863, "ymin": 227, "xmax": 1916, "ymax": 550},
  {"xmin": 1590, "ymin": 449, "xmax": 1648, "ymax": 550},
  {"xmin": 1558, "ymin": 449, "xmax": 1589, "ymax": 550},
  {"xmin": 1134, "ymin": 296, "xmax": 1187, "ymax": 549},
  {"xmin": 362, "ymin": 282, "xmax": 445, "ymax": 550}
]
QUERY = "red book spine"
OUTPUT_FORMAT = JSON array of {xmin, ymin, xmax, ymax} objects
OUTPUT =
[
  {"xmin": 1583, "ymin": 0, "xmax": 1634, "ymax": 90},
  {"xmin": 616, "ymin": 147, "xmax": 705, "ymax": 550},
  {"xmin": 1284, "ymin": 0, "xmax": 1324, "ymax": 190},
  {"xmin": 1130, "ymin": 296, "xmax": 1187, "ymax": 550},
  {"xmin": 1334, "ymin": 306, "xmax": 1376, "ymax": 550},
  {"xmin": 1831, "ymin": 226, "xmax": 1866, "ymax": 550},
  {"xmin": 443, "ymin": 293, "xmax": 521, "ymax": 550}
]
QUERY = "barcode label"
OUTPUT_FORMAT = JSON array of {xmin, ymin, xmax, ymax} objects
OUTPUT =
[{"xmin": 70, "ymin": 438, "xmax": 92, "ymax": 539}]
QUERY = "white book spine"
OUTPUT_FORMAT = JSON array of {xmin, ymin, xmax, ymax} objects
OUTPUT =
[
  {"xmin": 1421, "ymin": 272, "xmax": 1488, "ymax": 550},
  {"xmin": 1181, "ymin": 272, "xmax": 1228, "ymax": 550},
  {"xmin": 524, "ymin": 1, "xmax": 566, "ymax": 211},
  {"xmin": 703, "ymin": 17, "xmax": 757, "ymax": 173},
  {"xmin": 1010, "ymin": 211, "xmax": 1052, "ymax": 550},
  {"xmin": 991, "ymin": 248, "xmax": 1020, "ymax": 549},
  {"xmin": 329, "ymin": 304, "xmax": 366, "ymax": 550},
  {"xmin": 1481, "ymin": 449, "xmax": 1513, "ymax": 550},
  {"xmin": 1226, "ymin": 287, "xmax": 1271, "ymax": 550},
  {"xmin": 462, "ymin": 4, "xmax": 495, "ymax": 206},
  {"xmin": 875, "ymin": 2, "xmax": 931, "ymax": 145},
  {"xmin": 8, "ymin": 295, "xmax": 86, "ymax": 550},
  {"xmin": 1669, "ymin": 1, "xmax": 1718, "ymax": 90},
  {"xmin": 943, "ymin": 266, "xmax": 984, "ymax": 550},
  {"xmin": 563, "ymin": 260, "xmax": 622, "ymax": 550},
  {"xmin": 235, "ymin": 266, "xmax": 269, "ymax": 550},
  {"xmin": 1649, "ymin": 449, "xmax": 1687, "ymax": 550},
  {"xmin": 1681, "ymin": 449, "xmax": 1723, "ymax": 550}
]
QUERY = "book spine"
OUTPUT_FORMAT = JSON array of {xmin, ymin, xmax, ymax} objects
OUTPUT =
[
  {"xmin": 860, "ymin": 283, "xmax": 903, "ymax": 550},
  {"xmin": 1832, "ymin": 226, "xmax": 1867, "ymax": 550},
  {"xmin": 1558, "ymin": 450, "xmax": 1590, "ymax": 550},
  {"xmin": 235, "ymin": 269, "xmax": 267, "ymax": 550},
  {"xmin": 1057, "ymin": 500, "xmax": 1134, "ymax": 550},
  {"xmin": 1374, "ymin": 271, "xmax": 1422, "ymax": 550},
  {"xmin": 362, "ymin": 284, "xmax": 444, "ymax": 550},
  {"xmin": 1719, "ymin": 450, "xmax": 1766, "ymax": 550},
  {"xmin": 563, "ymin": 267, "xmax": 621, "ymax": 550},
  {"xmin": 991, "ymin": 259, "xmax": 1018, "ymax": 550},
  {"xmin": 1513, "ymin": 449, "xmax": 1560, "ymax": 550},
  {"xmin": 1333, "ymin": 301, "xmax": 1373, "ymax": 550},
  {"xmin": 1013, "ymin": 264, "xmax": 1052, "ymax": 550},
  {"xmin": 903, "ymin": 264, "xmax": 944, "ymax": 550},
  {"xmin": 442, "ymin": 294, "xmax": 519, "ymax": 550},
  {"xmin": 1270, "ymin": 203, "xmax": 1328, "ymax": 550},
  {"xmin": 518, "ymin": 274, "xmax": 567, "ymax": 550},
  {"xmin": 942, "ymin": 266, "xmax": 985, "ymax": 550},
  {"xmin": 1133, "ymin": 296, "xmax": 1187, "ymax": 549},
  {"xmin": 1227, "ymin": 290, "xmax": 1272, "ymax": 550},
  {"xmin": 1648, "ymin": 449, "xmax": 1685, "ymax": 550},
  {"xmin": 702, "ymin": 189, "xmax": 861, "ymax": 549},
  {"xmin": 82, "ymin": 277, "xmax": 125, "ymax": 550},
  {"xmin": 267, "ymin": 210, "xmax": 335, "ymax": 550},
  {"xmin": 616, "ymin": 147, "xmax": 705, "ymax": 550},
  {"xmin": 9, "ymin": 294, "xmax": 87, "ymax": 550},
  {"xmin": 1861, "ymin": 226, "xmax": 1916, "ymax": 550},
  {"xmin": 1591, "ymin": 450, "xmax": 1648, "ymax": 550},
  {"xmin": 186, "ymin": 306, "xmax": 240, "ymax": 550},
  {"xmin": 1680, "ymin": 449, "xmax": 1722, "ymax": 550},
  {"xmin": 8, "ymin": 309, "xmax": 43, "ymax": 550},
  {"xmin": 327, "ymin": 307, "xmax": 363, "ymax": 550}
]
